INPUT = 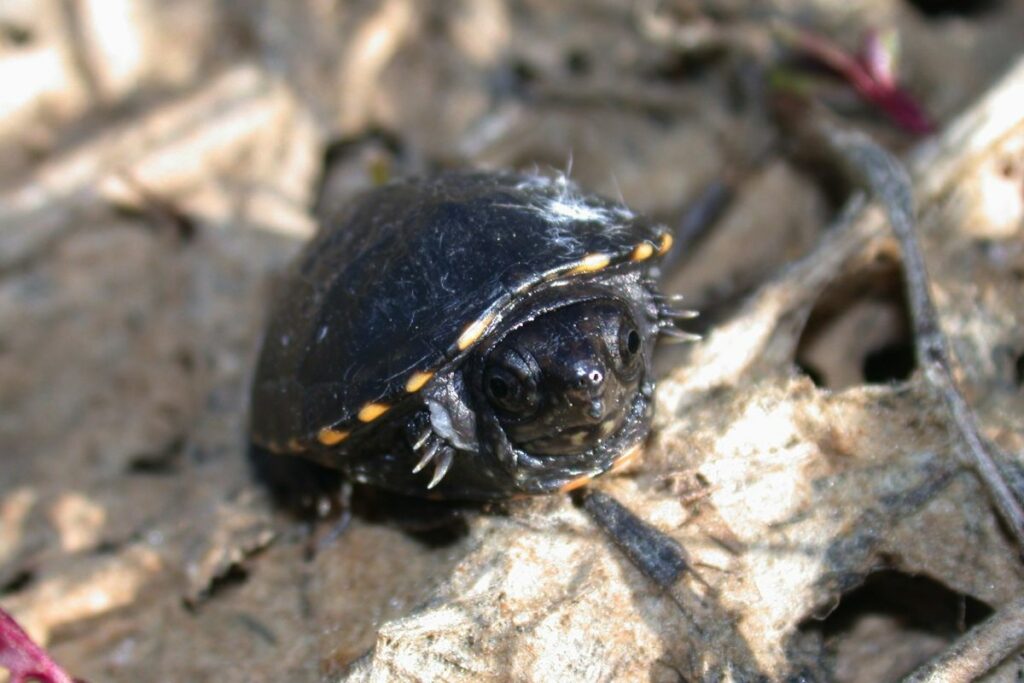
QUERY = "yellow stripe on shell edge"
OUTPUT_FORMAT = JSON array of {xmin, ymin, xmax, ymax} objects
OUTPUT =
[
  {"xmin": 357, "ymin": 402, "xmax": 390, "ymax": 423},
  {"xmin": 457, "ymin": 312, "xmax": 495, "ymax": 351},
  {"xmin": 405, "ymin": 370, "xmax": 435, "ymax": 393},
  {"xmin": 569, "ymin": 252, "xmax": 611, "ymax": 275},
  {"xmin": 317, "ymin": 428, "xmax": 349, "ymax": 446},
  {"xmin": 630, "ymin": 242, "xmax": 654, "ymax": 262}
]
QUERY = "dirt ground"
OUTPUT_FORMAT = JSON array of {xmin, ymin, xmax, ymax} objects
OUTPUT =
[{"xmin": 1, "ymin": 1, "xmax": 1023, "ymax": 681}]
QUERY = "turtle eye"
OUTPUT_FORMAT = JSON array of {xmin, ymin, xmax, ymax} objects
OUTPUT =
[
  {"xmin": 483, "ymin": 365, "xmax": 539, "ymax": 415},
  {"xmin": 617, "ymin": 319, "xmax": 643, "ymax": 373}
]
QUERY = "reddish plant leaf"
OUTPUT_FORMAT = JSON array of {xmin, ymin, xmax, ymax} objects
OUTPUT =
[
  {"xmin": 780, "ymin": 24, "xmax": 936, "ymax": 135},
  {"xmin": 0, "ymin": 609, "xmax": 78, "ymax": 683},
  {"xmin": 859, "ymin": 28, "xmax": 898, "ymax": 89}
]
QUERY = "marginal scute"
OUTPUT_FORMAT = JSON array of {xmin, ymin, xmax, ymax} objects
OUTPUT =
[
  {"xmin": 456, "ymin": 312, "xmax": 495, "ymax": 351},
  {"xmin": 357, "ymin": 402, "xmax": 391, "ymax": 423},
  {"xmin": 317, "ymin": 427, "xmax": 349, "ymax": 446},
  {"xmin": 630, "ymin": 242, "xmax": 654, "ymax": 262},
  {"xmin": 405, "ymin": 370, "xmax": 435, "ymax": 393},
  {"xmin": 570, "ymin": 252, "xmax": 612, "ymax": 275}
]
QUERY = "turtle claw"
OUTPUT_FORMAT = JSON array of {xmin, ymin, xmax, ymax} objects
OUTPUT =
[
  {"xmin": 652, "ymin": 287, "xmax": 699, "ymax": 344},
  {"xmin": 412, "ymin": 437, "xmax": 441, "ymax": 473},
  {"xmin": 656, "ymin": 307, "xmax": 701, "ymax": 344},
  {"xmin": 427, "ymin": 447, "xmax": 455, "ymax": 489},
  {"xmin": 660, "ymin": 328, "xmax": 702, "ymax": 343},
  {"xmin": 412, "ymin": 426, "xmax": 432, "ymax": 451},
  {"xmin": 659, "ymin": 306, "xmax": 699, "ymax": 320},
  {"xmin": 410, "ymin": 432, "xmax": 456, "ymax": 489},
  {"xmin": 659, "ymin": 321, "xmax": 700, "ymax": 344}
]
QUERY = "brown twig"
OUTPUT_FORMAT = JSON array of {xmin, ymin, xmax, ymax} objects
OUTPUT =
[
  {"xmin": 818, "ymin": 122, "xmax": 1024, "ymax": 556},
  {"xmin": 901, "ymin": 596, "xmax": 1024, "ymax": 683}
]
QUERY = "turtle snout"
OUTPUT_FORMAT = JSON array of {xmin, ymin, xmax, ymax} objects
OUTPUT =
[
  {"xmin": 565, "ymin": 363, "xmax": 612, "ymax": 424},
  {"xmin": 572, "ymin": 363, "xmax": 605, "ymax": 396}
]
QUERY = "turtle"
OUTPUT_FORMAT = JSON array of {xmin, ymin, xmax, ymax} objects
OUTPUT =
[{"xmin": 249, "ymin": 170, "xmax": 696, "ymax": 505}]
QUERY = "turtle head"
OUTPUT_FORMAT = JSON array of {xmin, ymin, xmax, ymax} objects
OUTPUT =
[{"xmin": 479, "ymin": 299, "xmax": 646, "ymax": 456}]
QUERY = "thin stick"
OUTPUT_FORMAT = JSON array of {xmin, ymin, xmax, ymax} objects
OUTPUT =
[
  {"xmin": 901, "ymin": 596, "xmax": 1024, "ymax": 683},
  {"xmin": 820, "ymin": 123, "xmax": 1024, "ymax": 556}
]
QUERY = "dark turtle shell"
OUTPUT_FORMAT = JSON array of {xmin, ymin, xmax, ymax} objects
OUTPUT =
[{"xmin": 250, "ymin": 171, "xmax": 676, "ymax": 500}]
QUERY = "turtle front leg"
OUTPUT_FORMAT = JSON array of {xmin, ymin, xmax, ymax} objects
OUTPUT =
[{"xmin": 405, "ymin": 370, "xmax": 479, "ymax": 491}]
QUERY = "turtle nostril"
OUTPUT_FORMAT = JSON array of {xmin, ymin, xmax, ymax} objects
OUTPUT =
[{"xmin": 571, "ymin": 364, "xmax": 606, "ymax": 405}]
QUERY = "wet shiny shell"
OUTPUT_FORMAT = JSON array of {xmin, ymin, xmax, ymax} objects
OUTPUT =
[{"xmin": 250, "ymin": 171, "xmax": 669, "ymax": 465}]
